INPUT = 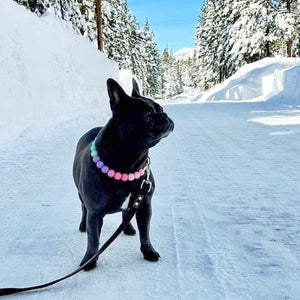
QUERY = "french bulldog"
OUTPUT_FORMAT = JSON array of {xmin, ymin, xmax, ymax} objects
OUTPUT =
[{"xmin": 73, "ymin": 78, "xmax": 174, "ymax": 270}]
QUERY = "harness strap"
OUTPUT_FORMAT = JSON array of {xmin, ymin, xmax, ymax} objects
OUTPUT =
[{"xmin": 0, "ymin": 180, "xmax": 152, "ymax": 297}]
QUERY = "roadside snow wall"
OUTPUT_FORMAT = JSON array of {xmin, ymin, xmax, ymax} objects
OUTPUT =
[
  {"xmin": 199, "ymin": 58, "xmax": 300, "ymax": 105},
  {"xmin": 0, "ymin": 0, "xmax": 118, "ymax": 144}
]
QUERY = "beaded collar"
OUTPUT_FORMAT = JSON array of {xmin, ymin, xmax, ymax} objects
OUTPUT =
[{"xmin": 90, "ymin": 139, "xmax": 147, "ymax": 182}]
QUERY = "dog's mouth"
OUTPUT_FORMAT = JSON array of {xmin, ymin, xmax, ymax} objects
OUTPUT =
[{"xmin": 151, "ymin": 116, "xmax": 174, "ymax": 139}]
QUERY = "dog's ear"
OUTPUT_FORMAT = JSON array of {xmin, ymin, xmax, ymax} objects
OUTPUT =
[
  {"xmin": 107, "ymin": 78, "xmax": 128, "ymax": 113},
  {"xmin": 132, "ymin": 78, "xmax": 141, "ymax": 98}
]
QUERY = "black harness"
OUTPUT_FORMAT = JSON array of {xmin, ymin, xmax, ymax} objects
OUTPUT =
[{"xmin": 0, "ymin": 176, "xmax": 152, "ymax": 297}]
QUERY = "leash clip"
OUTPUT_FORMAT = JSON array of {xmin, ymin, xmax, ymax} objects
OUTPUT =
[
  {"xmin": 140, "ymin": 157, "xmax": 152, "ymax": 193},
  {"xmin": 140, "ymin": 179, "xmax": 152, "ymax": 193}
]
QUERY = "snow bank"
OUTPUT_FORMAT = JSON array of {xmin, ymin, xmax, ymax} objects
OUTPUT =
[
  {"xmin": 118, "ymin": 69, "xmax": 142, "ymax": 96},
  {"xmin": 198, "ymin": 57, "xmax": 300, "ymax": 105},
  {"xmin": 158, "ymin": 87, "xmax": 204, "ymax": 105},
  {"xmin": 0, "ymin": 0, "xmax": 118, "ymax": 144}
]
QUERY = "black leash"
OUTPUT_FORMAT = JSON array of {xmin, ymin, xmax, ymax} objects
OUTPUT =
[{"xmin": 0, "ymin": 178, "xmax": 152, "ymax": 297}]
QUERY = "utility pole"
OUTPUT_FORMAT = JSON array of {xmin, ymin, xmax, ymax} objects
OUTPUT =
[{"xmin": 95, "ymin": 0, "xmax": 103, "ymax": 51}]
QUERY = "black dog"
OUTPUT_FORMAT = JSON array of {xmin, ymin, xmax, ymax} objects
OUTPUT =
[{"xmin": 73, "ymin": 78, "xmax": 174, "ymax": 270}]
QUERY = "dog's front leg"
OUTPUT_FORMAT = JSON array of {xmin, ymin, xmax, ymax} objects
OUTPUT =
[
  {"xmin": 80, "ymin": 212, "xmax": 103, "ymax": 270},
  {"xmin": 136, "ymin": 199, "xmax": 160, "ymax": 262}
]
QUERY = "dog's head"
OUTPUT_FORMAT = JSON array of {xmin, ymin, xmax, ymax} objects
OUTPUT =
[{"xmin": 107, "ymin": 78, "xmax": 174, "ymax": 148}]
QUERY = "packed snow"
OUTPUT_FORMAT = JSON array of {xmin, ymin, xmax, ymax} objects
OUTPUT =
[
  {"xmin": 0, "ymin": 0, "xmax": 118, "ymax": 145},
  {"xmin": 165, "ymin": 57, "xmax": 300, "ymax": 105},
  {"xmin": 1, "ymin": 1, "xmax": 300, "ymax": 300},
  {"xmin": 198, "ymin": 57, "xmax": 300, "ymax": 104},
  {"xmin": 1, "ymin": 103, "xmax": 300, "ymax": 300}
]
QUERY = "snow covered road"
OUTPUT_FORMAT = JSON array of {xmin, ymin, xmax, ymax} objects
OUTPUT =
[{"xmin": 0, "ymin": 103, "xmax": 300, "ymax": 299}]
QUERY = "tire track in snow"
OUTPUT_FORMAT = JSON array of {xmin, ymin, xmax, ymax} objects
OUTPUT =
[
  {"xmin": 178, "ymin": 104, "xmax": 259, "ymax": 298},
  {"xmin": 168, "ymin": 105, "xmax": 229, "ymax": 299},
  {"xmin": 156, "ymin": 105, "xmax": 227, "ymax": 299},
  {"xmin": 163, "ymin": 103, "xmax": 300, "ymax": 299}
]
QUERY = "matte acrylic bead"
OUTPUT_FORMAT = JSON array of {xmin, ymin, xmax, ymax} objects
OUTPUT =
[
  {"xmin": 108, "ymin": 169, "xmax": 115, "ymax": 178},
  {"xmin": 134, "ymin": 172, "xmax": 140, "ymax": 179},
  {"xmin": 128, "ymin": 173, "xmax": 135, "ymax": 181},
  {"xmin": 96, "ymin": 161, "xmax": 104, "ymax": 169},
  {"xmin": 139, "ymin": 169, "xmax": 145, "ymax": 176},
  {"xmin": 114, "ymin": 172, "xmax": 122, "ymax": 180},
  {"xmin": 101, "ymin": 166, "xmax": 109, "ymax": 174},
  {"xmin": 91, "ymin": 151, "xmax": 98, "ymax": 157},
  {"xmin": 121, "ymin": 174, "xmax": 129, "ymax": 182},
  {"xmin": 93, "ymin": 156, "xmax": 100, "ymax": 163}
]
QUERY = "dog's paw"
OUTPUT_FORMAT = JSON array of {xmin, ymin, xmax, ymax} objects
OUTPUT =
[
  {"xmin": 141, "ymin": 246, "xmax": 160, "ymax": 262},
  {"xmin": 123, "ymin": 224, "xmax": 136, "ymax": 236},
  {"xmin": 79, "ymin": 221, "xmax": 86, "ymax": 232},
  {"xmin": 80, "ymin": 254, "xmax": 98, "ymax": 271}
]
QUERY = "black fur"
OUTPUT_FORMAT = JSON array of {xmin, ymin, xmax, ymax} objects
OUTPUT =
[{"xmin": 73, "ymin": 78, "xmax": 174, "ymax": 270}]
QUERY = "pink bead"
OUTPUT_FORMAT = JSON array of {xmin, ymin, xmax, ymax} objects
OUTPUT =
[
  {"xmin": 139, "ymin": 169, "xmax": 145, "ymax": 176},
  {"xmin": 121, "ymin": 174, "xmax": 129, "ymax": 182},
  {"xmin": 114, "ymin": 172, "xmax": 122, "ymax": 180},
  {"xmin": 134, "ymin": 172, "xmax": 140, "ymax": 180},
  {"xmin": 108, "ymin": 169, "xmax": 115, "ymax": 178},
  {"xmin": 128, "ymin": 173, "xmax": 135, "ymax": 181}
]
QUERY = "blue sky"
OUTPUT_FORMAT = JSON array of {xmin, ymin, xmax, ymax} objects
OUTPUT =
[{"xmin": 127, "ymin": 0, "xmax": 204, "ymax": 53}]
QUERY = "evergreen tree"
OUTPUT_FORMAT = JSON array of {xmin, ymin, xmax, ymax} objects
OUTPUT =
[
  {"xmin": 195, "ymin": 0, "xmax": 221, "ymax": 89},
  {"xmin": 160, "ymin": 48, "xmax": 183, "ymax": 99},
  {"xmin": 140, "ymin": 20, "xmax": 161, "ymax": 96},
  {"xmin": 175, "ymin": 52, "xmax": 197, "ymax": 88},
  {"xmin": 195, "ymin": 0, "xmax": 300, "ymax": 89},
  {"xmin": 275, "ymin": 0, "xmax": 300, "ymax": 56}
]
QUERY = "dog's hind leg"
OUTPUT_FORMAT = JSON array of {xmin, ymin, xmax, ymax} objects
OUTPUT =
[
  {"xmin": 78, "ymin": 193, "xmax": 87, "ymax": 232},
  {"xmin": 122, "ymin": 210, "xmax": 136, "ymax": 235}
]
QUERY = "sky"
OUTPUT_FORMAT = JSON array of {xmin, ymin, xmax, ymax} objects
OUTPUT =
[{"xmin": 127, "ymin": 0, "xmax": 204, "ymax": 53}]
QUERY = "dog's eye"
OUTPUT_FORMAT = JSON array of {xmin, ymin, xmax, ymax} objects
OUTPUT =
[{"xmin": 144, "ymin": 111, "xmax": 153, "ymax": 118}]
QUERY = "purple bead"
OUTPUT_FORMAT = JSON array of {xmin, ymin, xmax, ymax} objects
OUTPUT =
[
  {"xmin": 101, "ymin": 165, "xmax": 109, "ymax": 174},
  {"xmin": 96, "ymin": 161, "xmax": 104, "ymax": 169},
  {"xmin": 93, "ymin": 156, "xmax": 100, "ymax": 163}
]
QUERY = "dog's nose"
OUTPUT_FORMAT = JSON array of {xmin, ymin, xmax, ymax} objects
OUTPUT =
[{"xmin": 158, "ymin": 112, "xmax": 168, "ymax": 120}]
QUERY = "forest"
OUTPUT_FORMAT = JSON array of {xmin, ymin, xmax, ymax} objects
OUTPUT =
[{"xmin": 14, "ymin": 0, "xmax": 300, "ymax": 97}]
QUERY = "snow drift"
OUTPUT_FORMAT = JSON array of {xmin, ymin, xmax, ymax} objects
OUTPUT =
[
  {"xmin": 0, "ymin": 0, "xmax": 118, "ymax": 144},
  {"xmin": 199, "ymin": 57, "xmax": 300, "ymax": 105}
]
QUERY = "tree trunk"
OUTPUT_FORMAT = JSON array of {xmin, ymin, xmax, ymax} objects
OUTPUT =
[
  {"xmin": 265, "ymin": 41, "xmax": 271, "ymax": 57},
  {"xmin": 287, "ymin": 0, "xmax": 291, "ymax": 13},
  {"xmin": 95, "ymin": 0, "xmax": 103, "ymax": 51},
  {"xmin": 287, "ymin": 40, "xmax": 292, "ymax": 57},
  {"xmin": 59, "ymin": 0, "xmax": 64, "ymax": 20},
  {"xmin": 286, "ymin": 0, "xmax": 292, "ymax": 57}
]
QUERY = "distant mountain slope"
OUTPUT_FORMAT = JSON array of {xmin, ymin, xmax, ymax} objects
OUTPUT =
[{"xmin": 173, "ymin": 47, "xmax": 194, "ymax": 60}]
